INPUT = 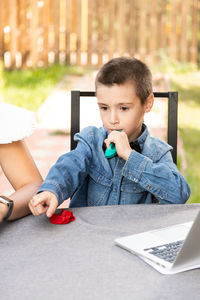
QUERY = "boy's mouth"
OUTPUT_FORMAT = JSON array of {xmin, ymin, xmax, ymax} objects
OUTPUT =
[{"xmin": 110, "ymin": 129, "xmax": 122, "ymax": 132}]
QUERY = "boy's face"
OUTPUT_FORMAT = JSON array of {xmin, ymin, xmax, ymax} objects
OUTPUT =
[{"xmin": 96, "ymin": 81, "xmax": 153, "ymax": 142}]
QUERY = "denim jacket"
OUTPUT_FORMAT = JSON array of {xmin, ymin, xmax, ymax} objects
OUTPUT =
[{"xmin": 38, "ymin": 124, "xmax": 191, "ymax": 207}]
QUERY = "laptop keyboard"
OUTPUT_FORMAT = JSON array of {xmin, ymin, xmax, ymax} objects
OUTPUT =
[{"xmin": 144, "ymin": 240, "xmax": 184, "ymax": 263}]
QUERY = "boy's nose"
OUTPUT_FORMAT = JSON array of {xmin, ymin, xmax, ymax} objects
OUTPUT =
[{"xmin": 110, "ymin": 111, "xmax": 119, "ymax": 124}]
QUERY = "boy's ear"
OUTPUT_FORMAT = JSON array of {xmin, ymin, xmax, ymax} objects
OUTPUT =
[{"xmin": 144, "ymin": 93, "xmax": 154, "ymax": 113}]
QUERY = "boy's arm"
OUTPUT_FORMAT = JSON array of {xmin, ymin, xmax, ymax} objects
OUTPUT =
[
  {"xmin": 35, "ymin": 134, "xmax": 93, "ymax": 207},
  {"xmin": 121, "ymin": 150, "xmax": 191, "ymax": 204}
]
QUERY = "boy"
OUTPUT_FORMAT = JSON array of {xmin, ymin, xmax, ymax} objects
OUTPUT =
[{"xmin": 29, "ymin": 57, "xmax": 190, "ymax": 218}]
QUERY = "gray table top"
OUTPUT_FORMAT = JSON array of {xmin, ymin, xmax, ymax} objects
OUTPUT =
[{"xmin": 1, "ymin": 204, "xmax": 200, "ymax": 300}]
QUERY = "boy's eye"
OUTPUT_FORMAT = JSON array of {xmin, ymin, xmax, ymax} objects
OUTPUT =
[
  {"xmin": 99, "ymin": 106, "xmax": 108, "ymax": 111},
  {"xmin": 121, "ymin": 106, "xmax": 129, "ymax": 111}
]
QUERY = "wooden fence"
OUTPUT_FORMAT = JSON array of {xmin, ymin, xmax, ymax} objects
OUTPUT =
[{"xmin": 0, "ymin": 0, "xmax": 199, "ymax": 69}]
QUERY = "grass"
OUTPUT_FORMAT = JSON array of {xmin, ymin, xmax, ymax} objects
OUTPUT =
[{"xmin": 0, "ymin": 62, "xmax": 84, "ymax": 111}]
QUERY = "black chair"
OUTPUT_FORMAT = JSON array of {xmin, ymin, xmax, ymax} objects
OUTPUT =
[{"xmin": 71, "ymin": 91, "xmax": 178, "ymax": 164}]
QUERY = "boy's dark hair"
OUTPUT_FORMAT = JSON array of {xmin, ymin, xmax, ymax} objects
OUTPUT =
[{"xmin": 95, "ymin": 57, "xmax": 153, "ymax": 105}]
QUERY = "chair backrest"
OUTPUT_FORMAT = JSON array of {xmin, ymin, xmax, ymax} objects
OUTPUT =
[{"xmin": 71, "ymin": 91, "xmax": 178, "ymax": 164}]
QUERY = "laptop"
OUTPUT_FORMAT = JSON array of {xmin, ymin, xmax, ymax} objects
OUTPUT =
[{"xmin": 114, "ymin": 209, "xmax": 200, "ymax": 274}]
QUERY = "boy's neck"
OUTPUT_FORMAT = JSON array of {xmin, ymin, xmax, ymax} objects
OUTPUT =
[{"xmin": 129, "ymin": 124, "xmax": 143, "ymax": 143}]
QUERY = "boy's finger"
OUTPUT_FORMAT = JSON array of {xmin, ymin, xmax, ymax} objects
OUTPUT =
[
  {"xmin": 46, "ymin": 200, "xmax": 58, "ymax": 218},
  {"xmin": 32, "ymin": 194, "xmax": 48, "ymax": 207},
  {"xmin": 104, "ymin": 139, "xmax": 110, "ymax": 148},
  {"xmin": 36, "ymin": 203, "xmax": 48, "ymax": 215},
  {"xmin": 29, "ymin": 201, "xmax": 47, "ymax": 216},
  {"xmin": 28, "ymin": 202, "xmax": 37, "ymax": 215}
]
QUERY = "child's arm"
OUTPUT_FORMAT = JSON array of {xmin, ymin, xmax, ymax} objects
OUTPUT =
[
  {"xmin": 122, "ymin": 150, "xmax": 190, "ymax": 204},
  {"xmin": 106, "ymin": 130, "xmax": 190, "ymax": 204},
  {"xmin": 29, "ymin": 127, "xmax": 94, "ymax": 212},
  {"xmin": 29, "ymin": 191, "xmax": 58, "ymax": 217}
]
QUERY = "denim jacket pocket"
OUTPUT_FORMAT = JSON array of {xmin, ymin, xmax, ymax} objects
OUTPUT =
[
  {"xmin": 120, "ymin": 177, "xmax": 146, "ymax": 204},
  {"xmin": 87, "ymin": 168, "xmax": 112, "ymax": 206}
]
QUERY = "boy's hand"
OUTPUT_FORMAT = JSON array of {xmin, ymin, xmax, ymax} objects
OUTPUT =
[
  {"xmin": 104, "ymin": 130, "xmax": 132, "ymax": 160},
  {"xmin": 29, "ymin": 191, "xmax": 58, "ymax": 218}
]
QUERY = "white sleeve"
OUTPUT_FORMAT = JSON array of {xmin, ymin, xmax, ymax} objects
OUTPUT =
[{"xmin": 0, "ymin": 102, "xmax": 36, "ymax": 144}]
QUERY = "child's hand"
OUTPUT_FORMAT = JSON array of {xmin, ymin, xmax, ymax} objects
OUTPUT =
[
  {"xmin": 104, "ymin": 130, "xmax": 132, "ymax": 160},
  {"xmin": 29, "ymin": 191, "xmax": 58, "ymax": 218}
]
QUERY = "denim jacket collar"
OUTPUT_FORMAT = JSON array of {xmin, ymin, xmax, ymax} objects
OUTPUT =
[{"xmin": 130, "ymin": 123, "xmax": 148, "ymax": 152}]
